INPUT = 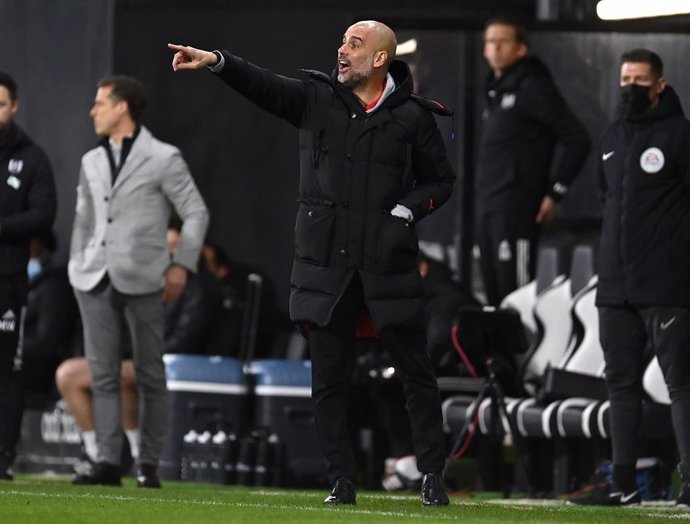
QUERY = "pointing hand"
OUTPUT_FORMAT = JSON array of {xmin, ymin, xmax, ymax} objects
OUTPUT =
[{"xmin": 168, "ymin": 43, "xmax": 218, "ymax": 71}]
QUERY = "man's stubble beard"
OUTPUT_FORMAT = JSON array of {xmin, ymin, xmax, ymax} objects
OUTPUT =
[{"xmin": 338, "ymin": 57, "xmax": 374, "ymax": 89}]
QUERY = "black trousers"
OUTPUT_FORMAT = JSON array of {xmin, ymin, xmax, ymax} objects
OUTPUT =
[
  {"xmin": 599, "ymin": 305, "xmax": 690, "ymax": 482},
  {"xmin": 476, "ymin": 211, "xmax": 539, "ymax": 306},
  {"xmin": 308, "ymin": 274, "xmax": 446, "ymax": 484},
  {"xmin": 0, "ymin": 278, "xmax": 26, "ymax": 465}
]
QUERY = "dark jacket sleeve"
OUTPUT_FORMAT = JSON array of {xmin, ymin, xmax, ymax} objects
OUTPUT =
[
  {"xmin": 214, "ymin": 51, "xmax": 308, "ymax": 128},
  {"xmin": 0, "ymin": 148, "xmax": 57, "ymax": 238},
  {"xmin": 519, "ymin": 75, "xmax": 591, "ymax": 201},
  {"xmin": 397, "ymin": 110, "xmax": 456, "ymax": 222}
]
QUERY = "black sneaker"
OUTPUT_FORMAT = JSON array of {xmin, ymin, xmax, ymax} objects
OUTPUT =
[
  {"xmin": 677, "ymin": 481, "xmax": 690, "ymax": 508},
  {"xmin": 421, "ymin": 473, "xmax": 450, "ymax": 506},
  {"xmin": 568, "ymin": 482, "xmax": 640, "ymax": 506},
  {"xmin": 72, "ymin": 461, "xmax": 122, "ymax": 486},
  {"xmin": 0, "ymin": 466, "xmax": 12, "ymax": 481},
  {"xmin": 0, "ymin": 451, "xmax": 13, "ymax": 481},
  {"xmin": 324, "ymin": 477, "xmax": 356, "ymax": 504},
  {"xmin": 136, "ymin": 463, "xmax": 161, "ymax": 489}
]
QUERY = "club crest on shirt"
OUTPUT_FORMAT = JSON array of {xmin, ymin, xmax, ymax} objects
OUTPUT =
[
  {"xmin": 639, "ymin": 147, "xmax": 665, "ymax": 174},
  {"xmin": 501, "ymin": 93, "xmax": 516, "ymax": 110},
  {"xmin": 8, "ymin": 159, "xmax": 23, "ymax": 174}
]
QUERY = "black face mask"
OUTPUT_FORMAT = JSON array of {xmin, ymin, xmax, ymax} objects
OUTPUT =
[{"xmin": 620, "ymin": 83, "xmax": 653, "ymax": 117}]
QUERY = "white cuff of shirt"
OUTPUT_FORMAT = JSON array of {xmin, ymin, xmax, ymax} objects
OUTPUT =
[
  {"xmin": 207, "ymin": 50, "xmax": 225, "ymax": 73},
  {"xmin": 390, "ymin": 204, "xmax": 414, "ymax": 222}
]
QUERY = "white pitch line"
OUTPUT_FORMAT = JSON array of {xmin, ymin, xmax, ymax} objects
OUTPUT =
[
  {"xmin": 0, "ymin": 490, "xmax": 465, "ymax": 520},
  {"xmin": 641, "ymin": 513, "xmax": 690, "ymax": 520},
  {"xmin": 4, "ymin": 489, "xmax": 690, "ymax": 520}
]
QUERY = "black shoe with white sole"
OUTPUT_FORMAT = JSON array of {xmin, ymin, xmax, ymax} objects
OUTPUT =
[
  {"xmin": 324, "ymin": 477, "xmax": 356, "ymax": 505},
  {"xmin": 136, "ymin": 463, "xmax": 162, "ymax": 488},
  {"xmin": 568, "ymin": 484, "xmax": 640, "ymax": 506},
  {"xmin": 72, "ymin": 461, "xmax": 122, "ymax": 486}
]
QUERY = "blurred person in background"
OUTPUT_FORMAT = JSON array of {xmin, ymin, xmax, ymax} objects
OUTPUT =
[{"xmin": 0, "ymin": 71, "xmax": 57, "ymax": 481}]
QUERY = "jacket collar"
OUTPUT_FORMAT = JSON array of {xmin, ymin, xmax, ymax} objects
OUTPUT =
[
  {"xmin": 0, "ymin": 122, "xmax": 30, "ymax": 153},
  {"xmin": 329, "ymin": 59, "xmax": 414, "ymax": 115},
  {"xmin": 303, "ymin": 60, "xmax": 452, "ymax": 120},
  {"xmin": 485, "ymin": 55, "xmax": 552, "ymax": 94},
  {"xmin": 108, "ymin": 126, "xmax": 152, "ymax": 192}
]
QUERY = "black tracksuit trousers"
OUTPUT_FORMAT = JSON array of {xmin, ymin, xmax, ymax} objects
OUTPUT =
[
  {"xmin": 599, "ymin": 305, "xmax": 690, "ymax": 486},
  {"xmin": 0, "ymin": 278, "xmax": 26, "ymax": 467},
  {"xmin": 477, "ymin": 211, "xmax": 539, "ymax": 307}
]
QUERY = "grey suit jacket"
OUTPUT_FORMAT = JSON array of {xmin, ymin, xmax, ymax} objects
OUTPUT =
[{"xmin": 68, "ymin": 126, "xmax": 209, "ymax": 294}]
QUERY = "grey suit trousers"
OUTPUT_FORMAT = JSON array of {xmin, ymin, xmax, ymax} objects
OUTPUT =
[{"xmin": 75, "ymin": 278, "xmax": 167, "ymax": 467}]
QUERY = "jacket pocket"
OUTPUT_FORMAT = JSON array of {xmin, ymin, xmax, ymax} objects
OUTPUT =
[
  {"xmin": 295, "ymin": 199, "xmax": 336, "ymax": 266},
  {"xmin": 311, "ymin": 129, "xmax": 328, "ymax": 170},
  {"xmin": 376, "ymin": 212, "xmax": 418, "ymax": 273}
]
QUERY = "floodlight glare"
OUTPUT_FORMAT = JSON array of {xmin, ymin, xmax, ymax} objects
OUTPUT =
[
  {"xmin": 396, "ymin": 38, "xmax": 418, "ymax": 56},
  {"xmin": 597, "ymin": 0, "xmax": 690, "ymax": 20}
]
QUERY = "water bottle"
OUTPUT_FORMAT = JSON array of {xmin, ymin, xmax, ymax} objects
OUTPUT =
[
  {"xmin": 223, "ymin": 432, "xmax": 239, "ymax": 485},
  {"xmin": 210, "ymin": 431, "xmax": 227, "ymax": 484},
  {"xmin": 236, "ymin": 435, "xmax": 257, "ymax": 486},
  {"xmin": 254, "ymin": 434, "xmax": 271, "ymax": 486},
  {"xmin": 268, "ymin": 433, "xmax": 284, "ymax": 487},
  {"xmin": 180, "ymin": 430, "xmax": 199, "ymax": 481},
  {"xmin": 196, "ymin": 430, "xmax": 213, "ymax": 482}
]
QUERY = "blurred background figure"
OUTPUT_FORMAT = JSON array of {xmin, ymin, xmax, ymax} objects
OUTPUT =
[
  {"xmin": 0, "ymin": 71, "xmax": 57, "ymax": 481},
  {"xmin": 475, "ymin": 15, "xmax": 590, "ymax": 305},
  {"xmin": 21, "ymin": 231, "xmax": 80, "ymax": 408},
  {"xmin": 68, "ymin": 75, "xmax": 208, "ymax": 488}
]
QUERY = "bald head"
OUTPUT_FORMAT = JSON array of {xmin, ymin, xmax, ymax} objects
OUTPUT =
[
  {"xmin": 349, "ymin": 20, "xmax": 397, "ymax": 66},
  {"xmin": 337, "ymin": 20, "xmax": 397, "ymax": 92}
]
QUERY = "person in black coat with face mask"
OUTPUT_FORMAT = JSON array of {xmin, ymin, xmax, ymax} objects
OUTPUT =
[{"xmin": 569, "ymin": 49, "xmax": 690, "ymax": 507}]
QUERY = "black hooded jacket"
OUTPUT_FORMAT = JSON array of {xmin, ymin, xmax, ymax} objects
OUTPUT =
[
  {"xmin": 596, "ymin": 86, "xmax": 690, "ymax": 307},
  {"xmin": 477, "ymin": 56, "xmax": 590, "ymax": 218},
  {"xmin": 214, "ymin": 52, "xmax": 455, "ymax": 329},
  {"xmin": 0, "ymin": 123, "xmax": 57, "ymax": 280}
]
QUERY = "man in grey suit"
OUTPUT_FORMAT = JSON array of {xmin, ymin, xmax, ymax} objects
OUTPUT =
[{"xmin": 68, "ymin": 76, "xmax": 208, "ymax": 487}]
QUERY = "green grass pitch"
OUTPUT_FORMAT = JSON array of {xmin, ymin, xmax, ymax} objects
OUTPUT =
[{"xmin": 1, "ymin": 475, "xmax": 689, "ymax": 524}]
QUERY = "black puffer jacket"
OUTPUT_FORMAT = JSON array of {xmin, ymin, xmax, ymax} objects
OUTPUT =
[
  {"xmin": 596, "ymin": 86, "xmax": 690, "ymax": 307},
  {"xmin": 214, "ymin": 52, "xmax": 455, "ymax": 330},
  {"xmin": 0, "ymin": 123, "xmax": 57, "ymax": 279},
  {"xmin": 477, "ymin": 56, "xmax": 590, "ymax": 218}
]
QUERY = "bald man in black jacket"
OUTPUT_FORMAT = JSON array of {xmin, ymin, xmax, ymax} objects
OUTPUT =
[{"xmin": 169, "ymin": 20, "xmax": 455, "ymax": 506}]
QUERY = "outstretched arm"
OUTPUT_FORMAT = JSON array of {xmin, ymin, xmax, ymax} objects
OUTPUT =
[
  {"xmin": 168, "ymin": 43, "xmax": 218, "ymax": 71},
  {"xmin": 168, "ymin": 43, "xmax": 308, "ymax": 128}
]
